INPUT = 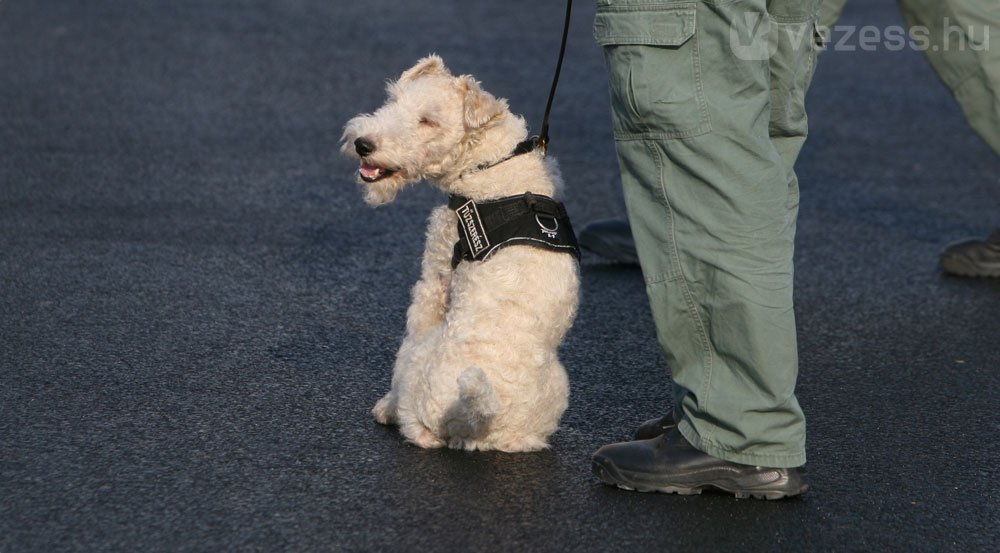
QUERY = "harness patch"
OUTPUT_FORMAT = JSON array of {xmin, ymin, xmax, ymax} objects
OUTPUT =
[
  {"xmin": 454, "ymin": 199, "xmax": 490, "ymax": 258},
  {"xmin": 449, "ymin": 193, "xmax": 581, "ymax": 268}
]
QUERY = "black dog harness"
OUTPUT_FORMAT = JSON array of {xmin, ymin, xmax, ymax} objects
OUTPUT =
[{"xmin": 449, "ymin": 192, "xmax": 581, "ymax": 268}]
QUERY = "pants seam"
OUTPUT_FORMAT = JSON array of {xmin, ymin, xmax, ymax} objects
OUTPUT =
[{"xmin": 648, "ymin": 140, "xmax": 715, "ymax": 443}]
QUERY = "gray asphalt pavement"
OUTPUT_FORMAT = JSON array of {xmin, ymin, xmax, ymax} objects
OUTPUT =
[{"xmin": 2, "ymin": 1, "xmax": 998, "ymax": 552}]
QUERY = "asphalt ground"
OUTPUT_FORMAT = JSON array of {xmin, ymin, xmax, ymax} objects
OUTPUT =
[{"xmin": 2, "ymin": 1, "xmax": 998, "ymax": 552}]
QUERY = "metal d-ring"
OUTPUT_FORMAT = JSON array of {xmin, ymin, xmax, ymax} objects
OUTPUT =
[{"xmin": 536, "ymin": 214, "xmax": 559, "ymax": 239}]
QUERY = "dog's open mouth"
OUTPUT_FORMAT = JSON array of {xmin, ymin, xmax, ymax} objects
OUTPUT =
[{"xmin": 359, "ymin": 162, "xmax": 396, "ymax": 183}]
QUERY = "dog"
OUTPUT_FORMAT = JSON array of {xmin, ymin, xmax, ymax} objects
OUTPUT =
[{"xmin": 340, "ymin": 56, "xmax": 580, "ymax": 452}]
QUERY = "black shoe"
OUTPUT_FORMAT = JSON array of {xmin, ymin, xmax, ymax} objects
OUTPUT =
[
  {"xmin": 633, "ymin": 409, "xmax": 677, "ymax": 440},
  {"xmin": 578, "ymin": 218, "xmax": 639, "ymax": 265},
  {"xmin": 940, "ymin": 229, "xmax": 1000, "ymax": 278},
  {"xmin": 592, "ymin": 430, "xmax": 809, "ymax": 500}
]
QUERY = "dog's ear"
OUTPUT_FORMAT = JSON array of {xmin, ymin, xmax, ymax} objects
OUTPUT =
[
  {"xmin": 458, "ymin": 75, "xmax": 508, "ymax": 130},
  {"xmin": 399, "ymin": 55, "xmax": 449, "ymax": 83}
]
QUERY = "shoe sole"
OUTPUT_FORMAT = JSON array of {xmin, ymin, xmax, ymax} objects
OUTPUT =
[
  {"xmin": 941, "ymin": 266, "xmax": 1000, "ymax": 278},
  {"xmin": 592, "ymin": 456, "xmax": 809, "ymax": 501},
  {"xmin": 578, "ymin": 236, "xmax": 639, "ymax": 265},
  {"xmin": 940, "ymin": 257, "xmax": 1000, "ymax": 278}
]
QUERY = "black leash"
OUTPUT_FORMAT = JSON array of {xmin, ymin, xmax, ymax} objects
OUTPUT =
[
  {"xmin": 458, "ymin": 1, "xmax": 573, "ymax": 178},
  {"xmin": 537, "ymin": 0, "xmax": 573, "ymax": 155}
]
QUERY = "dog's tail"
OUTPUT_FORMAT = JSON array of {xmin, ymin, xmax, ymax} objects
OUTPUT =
[{"xmin": 455, "ymin": 367, "xmax": 500, "ymax": 436}]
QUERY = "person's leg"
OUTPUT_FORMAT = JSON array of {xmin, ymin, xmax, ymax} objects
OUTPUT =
[
  {"xmin": 767, "ymin": 0, "xmax": 825, "ymax": 219},
  {"xmin": 896, "ymin": 0, "xmax": 1000, "ymax": 276},
  {"xmin": 897, "ymin": 0, "xmax": 999, "ymax": 154},
  {"xmin": 629, "ymin": 0, "xmax": 837, "ymax": 444},
  {"xmin": 819, "ymin": 0, "xmax": 847, "ymax": 31},
  {"xmin": 594, "ymin": 0, "xmax": 820, "ymax": 470},
  {"xmin": 580, "ymin": 0, "xmax": 844, "ymax": 269}
]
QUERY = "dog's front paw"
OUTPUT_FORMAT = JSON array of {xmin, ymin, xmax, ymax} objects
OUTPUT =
[
  {"xmin": 496, "ymin": 435, "xmax": 550, "ymax": 453},
  {"xmin": 372, "ymin": 394, "xmax": 397, "ymax": 425}
]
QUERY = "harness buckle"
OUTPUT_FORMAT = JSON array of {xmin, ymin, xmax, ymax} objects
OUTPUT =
[{"xmin": 524, "ymin": 192, "xmax": 558, "ymax": 217}]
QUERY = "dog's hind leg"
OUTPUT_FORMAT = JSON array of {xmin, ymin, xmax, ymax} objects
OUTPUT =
[
  {"xmin": 400, "ymin": 420, "xmax": 446, "ymax": 448},
  {"xmin": 372, "ymin": 391, "xmax": 398, "ymax": 425}
]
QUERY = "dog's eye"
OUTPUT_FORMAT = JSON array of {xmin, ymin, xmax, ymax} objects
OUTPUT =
[{"xmin": 418, "ymin": 116, "xmax": 437, "ymax": 127}]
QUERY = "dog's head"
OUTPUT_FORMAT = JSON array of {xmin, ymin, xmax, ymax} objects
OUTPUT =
[{"xmin": 340, "ymin": 55, "xmax": 511, "ymax": 206}]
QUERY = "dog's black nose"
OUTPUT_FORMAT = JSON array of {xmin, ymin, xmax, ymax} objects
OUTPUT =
[{"xmin": 354, "ymin": 137, "xmax": 376, "ymax": 157}]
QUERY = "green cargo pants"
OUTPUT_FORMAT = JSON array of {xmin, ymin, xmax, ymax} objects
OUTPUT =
[
  {"xmin": 821, "ymin": 0, "xmax": 1000, "ymax": 156},
  {"xmin": 594, "ymin": 0, "xmax": 822, "ymax": 468}
]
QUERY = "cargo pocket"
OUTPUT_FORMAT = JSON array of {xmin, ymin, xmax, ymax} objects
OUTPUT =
[
  {"xmin": 768, "ymin": 18, "xmax": 822, "ymax": 140},
  {"xmin": 594, "ymin": 2, "xmax": 711, "ymax": 140}
]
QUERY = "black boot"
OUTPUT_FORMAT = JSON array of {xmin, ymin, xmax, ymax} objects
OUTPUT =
[
  {"xmin": 578, "ymin": 219, "xmax": 639, "ymax": 265},
  {"xmin": 940, "ymin": 229, "xmax": 1000, "ymax": 278},
  {"xmin": 592, "ymin": 429, "xmax": 809, "ymax": 500}
]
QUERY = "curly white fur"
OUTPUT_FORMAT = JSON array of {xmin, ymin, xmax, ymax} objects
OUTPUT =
[{"xmin": 341, "ymin": 56, "xmax": 579, "ymax": 452}]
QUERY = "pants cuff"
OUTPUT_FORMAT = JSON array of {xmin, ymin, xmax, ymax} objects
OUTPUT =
[{"xmin": 677, "ymin": 419, "xmax": 807, "ymax": 469}]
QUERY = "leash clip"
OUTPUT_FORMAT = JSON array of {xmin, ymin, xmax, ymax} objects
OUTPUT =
[{"xmin": 534, "ymin": 0, "xmax": 571, "ymax": 158}]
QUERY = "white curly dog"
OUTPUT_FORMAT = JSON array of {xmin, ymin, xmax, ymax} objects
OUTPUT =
[{"xmin": 341, "ymin": 56, "xmax": 579, "ymax": 452}]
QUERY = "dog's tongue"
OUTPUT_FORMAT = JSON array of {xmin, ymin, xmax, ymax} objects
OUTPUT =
[{"xmin": 359, "ymin": 162, "xmax": 383, "ymax": 180}]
